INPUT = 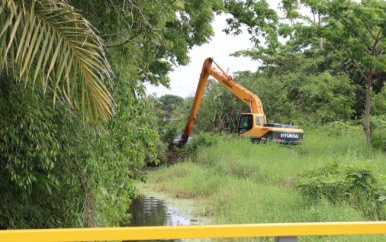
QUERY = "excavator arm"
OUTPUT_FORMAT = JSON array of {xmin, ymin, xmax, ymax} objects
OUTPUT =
[{"xmin": 174, "ymin": 57, "xmax": 266, "ymax": 146}]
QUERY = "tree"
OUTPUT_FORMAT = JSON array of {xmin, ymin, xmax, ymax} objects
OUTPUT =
[
  {"xmin": 146, "ymin": 95, "xmax": 185, "ymax": 149},
  {"xmin": 286, "ymin": 0, "xmax": 386, "ymax": 142},
  {"xmin": 195, "ymin": 77, "xmax": 249, "ymax": 133},
  {"xmin": 0, "ymin": 0, "xmax": 131, "ymax": 228},
  {"xmin": 70, "ymin": 0, "xmax": 223, "ymax": 87},
  {"xmin": 1, "ymin": 0, "xmax": 233, "ymax": 228},
  {"xmin": 228, "ymin": 0, "xmax": 386, "ymax": 142},
  {"xmin": 316, "ymin": 0, "xmax": 386, "ymax": 143},
  {"xmin": 223, "ymin": 0, "xmax": 279, "ymax": 55},
  {"xmin": 0, "ymin": 0, "xmax": 114, "ymax": 123},
  {"xmin": 158, "ymin": 95, "xmax": 184, "ymax": 120}
]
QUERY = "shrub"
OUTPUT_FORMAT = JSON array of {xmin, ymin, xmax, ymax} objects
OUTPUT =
[
  {"xmin": 370, "ymin": 115, "xmax": 386, "ymax": 151},
  {"xmin": 185, "ymin": 132, "xmax": 220, "ymax": 153},
  {"xmin": 297, "ymin": 161, "xmax": 386, "ymax": 220},
  {"xmin": 313, "ymin": 120, "xmax": 362, "ymax": 137}
]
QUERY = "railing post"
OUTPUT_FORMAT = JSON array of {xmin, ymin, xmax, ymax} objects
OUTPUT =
[{"xmin": 275, "ymin": 236, "xmax": 297, "ymax": 242}]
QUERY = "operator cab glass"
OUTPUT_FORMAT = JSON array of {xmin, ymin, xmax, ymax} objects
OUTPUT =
[
  {"xmin": 256, "ymin": 116, "xmax": 264, "ymax": 126},
  {"xmin": 238, "ymin": 114, "xmax": 253, "ymax": 134}
]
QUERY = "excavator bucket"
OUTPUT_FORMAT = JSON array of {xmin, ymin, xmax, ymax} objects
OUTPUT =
[
  {"xmin": 172, "ymin": 133, "xmax": 184, "ymax": 147},
  {"xmin": 172, "ymin": 133, "xmax": 191, "ymax": 147}
]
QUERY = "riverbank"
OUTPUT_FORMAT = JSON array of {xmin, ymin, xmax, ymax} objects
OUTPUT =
[{"xmin": 140, "ymin": 129, "xmax": 386, "ymax": 241}]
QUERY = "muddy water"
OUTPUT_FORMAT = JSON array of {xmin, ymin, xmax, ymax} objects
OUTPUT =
[
  {"xmin": 127, "ymin": 195, "xmax": 192, "ymax": 226},
  {"xmin": 126, "ymin": 183, "xmax": 209, "ymax": 241}
]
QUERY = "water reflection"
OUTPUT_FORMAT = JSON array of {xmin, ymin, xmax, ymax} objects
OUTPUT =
[
  {"xmin": 126, "ymin": 195, "xmax": 191, "ymax": 242},
  {"xmin": 128, "ymin": 195, "xmax": 191, "ymax": 226}
]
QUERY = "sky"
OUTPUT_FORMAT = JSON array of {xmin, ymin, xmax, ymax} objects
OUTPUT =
[{"xmin": 145, "ymin": 13, "xmax": 259, "ymax": 98}]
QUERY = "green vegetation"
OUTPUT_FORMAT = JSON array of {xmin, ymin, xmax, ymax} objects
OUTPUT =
[
  {"xmin": 144, "ymin": 124, "xmax": 386, "ymax": 241},
  {"xmin": 0, "ymin": 0, "xmax": 220, "ymax": 228},
  {"xmin": 370, "ymin": 115, "xmax": 386, "ymax": 151},
  {"xmin": 1, "ymin": 0, "xmax": 386, "ymax": 234}
]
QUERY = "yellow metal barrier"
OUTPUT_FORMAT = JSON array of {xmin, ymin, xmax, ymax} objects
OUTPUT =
[{"xmin": 1, "ymin": 222, "xmax": 386, "ymax": 242}]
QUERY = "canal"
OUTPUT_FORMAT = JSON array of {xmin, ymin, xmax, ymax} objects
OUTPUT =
[
  {"xmin": 126, "ymin": 183, "xmax": 209, "ymax": 241},
  {"xmin": 127, "ymin": 195, "xmax": 192, "ymax": 226}
]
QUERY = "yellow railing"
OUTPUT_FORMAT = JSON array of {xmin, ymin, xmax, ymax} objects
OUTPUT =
[{"xmin": 1, "ymin": 222, "xmax": 386, "ymax": 242}]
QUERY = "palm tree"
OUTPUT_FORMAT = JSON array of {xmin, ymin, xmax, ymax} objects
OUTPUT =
[{"xmin": 0, "ymin": 0, "xmax": 114, "ymax": 123}]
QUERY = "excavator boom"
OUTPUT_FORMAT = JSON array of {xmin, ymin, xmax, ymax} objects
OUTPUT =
[{"xmin": 173, "ymin": 57, "xmax": 303, "ymax": 147}]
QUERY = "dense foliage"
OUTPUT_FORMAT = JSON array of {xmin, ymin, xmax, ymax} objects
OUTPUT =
[
  {"xmin": 298, "ymin": 161, "xmax": 386, "ymax": 220},
  {"xmin": 0, "ymin": 0, "xmax": 221, "ymax": 228},
  {"xmin": 370, "ymin": 115, "xmax": 386, "ymax": 151},
  {"xmin": 0, "ymin": 0, "xmax": 114, "ymax": 123},
  {"xmin": 161, "ymin": 0, "xmax": 386, "ymax": 146},
  {"xmin": 1, "ymin": 0, "xmax": 386, "ymax": 230},
  {"xmin": 0, "ymin": 80, "xmax": 139, "ymax": 228}
]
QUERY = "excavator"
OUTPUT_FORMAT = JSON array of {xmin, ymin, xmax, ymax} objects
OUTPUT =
[{"xmin": 173, "ymin": 57, "xmax": 304, "ymax": 147}]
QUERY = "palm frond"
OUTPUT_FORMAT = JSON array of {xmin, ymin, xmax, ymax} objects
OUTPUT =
[{"xmin": 0, "ymin": 0, "xmax": 114, "ymax": 123}]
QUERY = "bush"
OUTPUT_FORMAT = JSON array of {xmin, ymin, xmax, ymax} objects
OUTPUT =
[
  {"xmin": 313, "ymin": 120, "xmax": 362, "ymax": 137},
  {"xmin": 185, "ymin": 132, "xmax": 220, "ymax": 153},
  {"xmin": 370, "ymin": 115, "xmax": 386, "ymax": 151},
  {"xmin": 297, "ymin": 161, "xmax": 386, "ymax": 220}
]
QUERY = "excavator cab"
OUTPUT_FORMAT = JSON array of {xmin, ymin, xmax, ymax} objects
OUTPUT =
[
  {"xmin": 238, "ymin": 113, "xmax": 265, "ymax": 134},
  {"xmin": 237, "ymin": 113, "xmax": 303, "ymax": 144}
]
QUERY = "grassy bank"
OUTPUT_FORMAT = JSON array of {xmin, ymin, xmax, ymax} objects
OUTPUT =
[{"xmin": 142, "ymin": 124, "xmax": 386, "ymax": 241}]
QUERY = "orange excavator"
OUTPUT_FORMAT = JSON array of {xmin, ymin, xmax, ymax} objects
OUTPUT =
[{"xmin": 173, "ymin": 57, "xmax": 304, "ymax": 146}]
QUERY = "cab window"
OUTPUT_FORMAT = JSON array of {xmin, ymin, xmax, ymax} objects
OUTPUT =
[
  {"xmin": 256, "ymin": 116, "xmax": 264, "ymax": 126},
  {"xmin": 238, "ymin": 115, "xmax": 253, "ymax": 134}
]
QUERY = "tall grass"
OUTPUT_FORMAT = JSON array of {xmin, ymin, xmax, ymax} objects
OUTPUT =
[{"xmin": 143, "ymin": 124, "xmax": 386, "ymax": 241}]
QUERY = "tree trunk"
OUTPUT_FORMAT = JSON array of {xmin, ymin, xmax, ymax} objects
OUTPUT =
[{"xmin": 364, "ymin": 73, "xmax": 372, "ymax": 143}]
